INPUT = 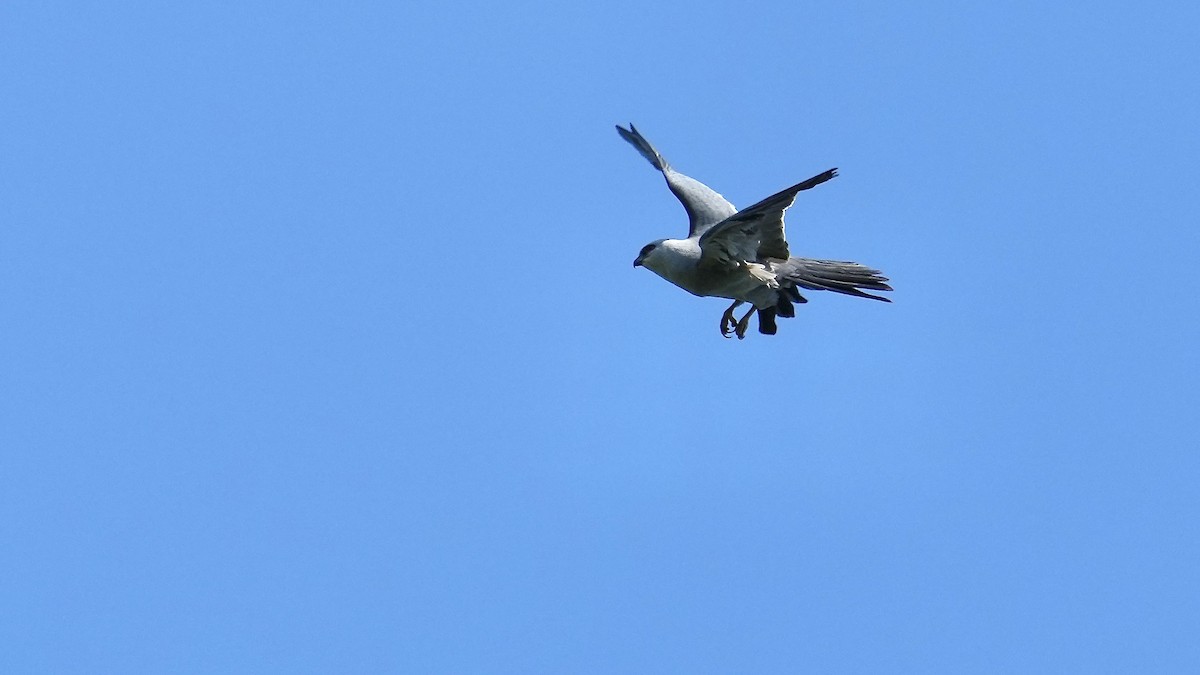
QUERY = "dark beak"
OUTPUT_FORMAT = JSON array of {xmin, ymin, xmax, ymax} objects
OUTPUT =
[{"xmin": 633, "ymin": 256, "xmax": 643, "ymax": 267}]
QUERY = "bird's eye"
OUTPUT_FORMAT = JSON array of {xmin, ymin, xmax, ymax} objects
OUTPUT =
[{"xmin": 640, "ymin": 244, "xmax": 656, "ymax": 257}]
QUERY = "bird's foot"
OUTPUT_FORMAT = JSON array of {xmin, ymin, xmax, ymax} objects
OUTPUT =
[
  {"xmin": 721, "ymin": 312, "xmax": 737, "ymax": 338},
  {"xmin": 734, "ymin": 308, "xmax": 756, "ymax": 340},
  {"xmin": 720, "ymin": 301, "xmax": 743, "ymax": 339}
]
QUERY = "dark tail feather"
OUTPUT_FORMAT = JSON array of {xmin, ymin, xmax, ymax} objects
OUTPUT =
[
  {"xmin": 785, "ymin": 286, "xmax": 808, "ymax": 304},
  {"xmin": 758, "ymin": 308, "xmax": 778, "ymax": 335},
  {"xmin": 775, "ymin": 294, "xmax": 795, "ymax": 318},
  {"xmin": 786, "ymin": 258, "xmax": 893, "ymax": 302}
]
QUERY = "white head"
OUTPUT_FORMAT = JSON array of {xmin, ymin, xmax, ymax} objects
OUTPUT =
[
  {"xmin": 632, "ymin": 239, "xmax": 668, "ymax": 270},
  {"xmin": 632, "ymin": 238, "xmax": 698, "ymax": 285}
]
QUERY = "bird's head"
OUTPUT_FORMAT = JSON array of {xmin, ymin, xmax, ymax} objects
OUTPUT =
[{"xmin": 633, "ymin": 239, "xmax": 667, "ymax": 269}]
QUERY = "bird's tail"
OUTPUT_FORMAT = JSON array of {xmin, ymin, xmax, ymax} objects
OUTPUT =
[
  {"xmin": 782, "ymin": 258, "xmax": 893, "ymax": 302},
  {"xmin": 757, "ymin": 308, "xmax": 778, "ymax": 335}
]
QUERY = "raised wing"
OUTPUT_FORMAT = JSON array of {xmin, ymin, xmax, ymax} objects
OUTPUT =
[
  {"xmin": 616, "ymin": 124, "xmax": 736, "ymax": 237},
  {"xmin": 697, "ymin": 169, "xmax": 838, "ymax": 269}
]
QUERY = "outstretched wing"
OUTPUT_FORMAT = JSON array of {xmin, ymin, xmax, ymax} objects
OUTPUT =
[
  {"xmin": 697, "ymin": 169, "xmax": 837, "ymax": 270},
  {"xmin": 616, "ymin": 124, "xmax": 736, "ymax": 237}
]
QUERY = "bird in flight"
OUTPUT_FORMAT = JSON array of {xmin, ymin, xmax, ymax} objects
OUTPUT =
[{"xmin": 618, "ymin": 123, "xmax": 891, "ymax": 339}]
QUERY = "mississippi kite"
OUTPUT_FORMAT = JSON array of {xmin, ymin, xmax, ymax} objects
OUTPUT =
[{"xmin": 619, "ymin": 124, "xmax": 891, "ymax": 338}]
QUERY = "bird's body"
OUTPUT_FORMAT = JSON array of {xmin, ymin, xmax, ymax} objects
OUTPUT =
[
  {"xmin": 638, "ymin": 238, "xmax": 780, "ymax": 304},
  {"xmin": 618, "ymin": 123, "xmax": 891, "ymax": 338}
]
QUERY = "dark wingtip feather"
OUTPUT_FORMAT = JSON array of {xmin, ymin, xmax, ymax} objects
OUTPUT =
[{"xmin": 794, "ymin": 168, "xmax": 839, "ymax": 191}]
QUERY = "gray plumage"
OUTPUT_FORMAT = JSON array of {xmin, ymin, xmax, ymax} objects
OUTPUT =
[
  {"xmin": 619, "ymin": 123, "xmax": 891, "ymax": 338},
  {"xmin": 615, "ymin": 124, "xmax": 735, "ymax": 237}
]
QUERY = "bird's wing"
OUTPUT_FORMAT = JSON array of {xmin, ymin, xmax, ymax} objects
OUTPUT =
[
  {"xmin": 697, "ymin": 169, "xmax": 837, "ymax": 270},
  {"xmin": 616, "ymin": 124, "xmax": 736, "ymax": 237}
]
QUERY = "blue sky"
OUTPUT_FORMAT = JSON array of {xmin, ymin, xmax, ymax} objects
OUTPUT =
[{"xmin": 3, "ymin": 0, "xmax": 1199, "ymax": 672}]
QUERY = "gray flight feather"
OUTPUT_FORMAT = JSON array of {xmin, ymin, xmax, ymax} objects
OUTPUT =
[{"xmin": 616, "ymin": 124, "xmax": 735, "ymax": 237}]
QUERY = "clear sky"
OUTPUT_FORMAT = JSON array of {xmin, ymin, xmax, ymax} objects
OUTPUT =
[{"xmin": 3, "ymin": 1, "xmax": 1199, "ymax": 672}]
